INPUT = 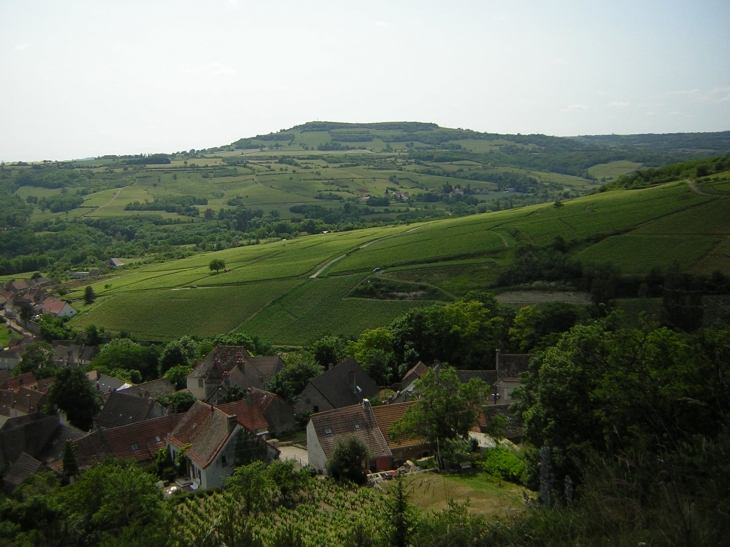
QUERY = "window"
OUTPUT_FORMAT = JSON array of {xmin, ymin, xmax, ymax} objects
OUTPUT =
[
  {"xmin": 354, "ymin": 424, "xmax": 360, "ymax": 430},
  {"xmin": 324, "ymin": 428, "xmax": 332, "ymax": 436},
  {"xmin": 131, "ymin": 444, "xmax": 138, "ymax": 451},
  {"xmin": 198, "ymin": 379, "xmax": 204, "ymax": 388},
  {"xmin": 221, "ymin": 455, "xmax": 227, "ymax": 466},
  {"xmin": 313, "ymin": 405, "xmax": 319, "ymax": 413}
]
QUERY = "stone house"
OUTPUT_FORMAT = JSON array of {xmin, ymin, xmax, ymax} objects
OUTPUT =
[
  {"xmin": 295, "ymin": 358, "xmax": 379, "ymax": 415},
  {"xmin": 307, "ymin": 399, "xmax": 392, "ymax": 475}
]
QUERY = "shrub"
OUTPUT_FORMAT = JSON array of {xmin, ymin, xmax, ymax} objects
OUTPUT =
[{"xmin": 480, "ymin": 447, "xmax": 525, "ymax": 483}]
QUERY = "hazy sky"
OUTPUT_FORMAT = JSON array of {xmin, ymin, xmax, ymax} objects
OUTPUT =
[{"xmin": 2, "ymin": 0, "xmax": 729, "ymax": 161}]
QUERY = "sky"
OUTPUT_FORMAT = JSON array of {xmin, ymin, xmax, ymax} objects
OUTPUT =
[{"xmin": 1, "ymin": 0, "xmax": 729, "ymax": 161}]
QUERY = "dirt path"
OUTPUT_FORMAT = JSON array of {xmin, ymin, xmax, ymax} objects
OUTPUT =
[
  {"xmin": 686, "ymin": 179, "xmax": 715, "ymax": 197},
  {"xmin": 310, "ymin": 255, "xmax": 347, "ymax": 278},
  {"xmin": 491, "ymin": 231, "xmax": 509, "ymax": 248},
  {"xmin": 87, "ymin": 186, "xmax": 126, "ymax": 216}
]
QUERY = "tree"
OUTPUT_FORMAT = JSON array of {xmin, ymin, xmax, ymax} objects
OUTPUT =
[
  {"xmin": 512, "ymin": 318, "xmax": 730, "ymax": 492},
  {"xmin": 267, "ymin": 352, "xmax": 323, "ymax": 403},
  {"xmin": 347, "ymin": 328, "xmax": 395, "ymax": 385},
  {"xmin": 220, "ymin": 384, "xmax": 246, "ymax": 403},
  {"xmin": 39, "ymin": 313, "xmax": 77, "ymax": 343},
  {"xmin": 158, "ymin": 391, "xmax": 195, "ymax": 413},
  {"xmin": 91, "ymin": 338, "xmax": 160, "ymax": 382},
  {"xmin": 309, "ymin": 334, "xmax": 347, "ymax": 368},
  {"xmin": 83, "ymin": 323, "xmax": 104, "ymax": 346},
  {"xmin": 326, "ymin": 436, "xmax": 370, "ymax": 485},
  {"xmin": 15, "ymin": 341, "xmax": 57, "ymax": 378},
  {"xmin": 84, "ymin": 285, "xmax": 96, "ymax": 305},
  {"xmin": 267, "ymin": 460, "xmax": 309, "ymax": 507},
  {"xmin": 385, "ymin": 478, "xmax": 419, "ymax": 547},
  {"xmin": 59, "ymin": 460, "xmax": 167, "ymax": 543},
  {"xmin": 163, "ymin": 364, "xmax": 192, "ymax": 390},
  {"xmin": 46, "ymin": 367, "xmax": 101, "ymax": 431},
  {"xmin": 62, "ymin": 440, "xmax": 79, "ymax": 479},
  {"xmin": 158, "ymin": 335, "xmax": 198, "ymax": 375},
  {"xmin": 391, "ymin": 366, "xmax": 489, "ymax": 468},
  {"xmin": 225, "ymin": 461, "xmax": 274, "ymax": 515},
  {"xmin": 209, "ymin": 258, "xmax": 226, "ymax": 273}
]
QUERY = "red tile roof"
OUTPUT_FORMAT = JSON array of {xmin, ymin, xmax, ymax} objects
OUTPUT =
[
  {"xmin": 0, "ymin": 373, "xmax": 38, "ymax": 392},
  {"xmin": 371, "ymin": 402, "xmax": 424, "ymax": 450},
  {"xmin": 216, "ymin": 397, "xmax": 269, "ymax": 433},
  {"xmin": 167, "ymin": 401, "xmax": 238, "ymax": 469},
  {"xmin": 103, "ymin": 414, "xmax": 182, "ymax": 464}
]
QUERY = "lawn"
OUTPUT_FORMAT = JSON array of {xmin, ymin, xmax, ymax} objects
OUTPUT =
[{"xmin": 389, "ymin": 471, "xmax": 526, "ymax": 518}]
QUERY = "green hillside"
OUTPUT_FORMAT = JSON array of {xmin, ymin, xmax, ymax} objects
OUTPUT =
[
  {"xmin": 1, "ymin": 122, "xmax": 728, "ymax": 343},
  {"xmin": 68, "ymin": 174, "xmax": 730, "ymax": 343}
]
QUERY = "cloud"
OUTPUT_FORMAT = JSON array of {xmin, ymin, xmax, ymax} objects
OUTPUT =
[
  {"xmin": 14, "ymin": 44, "xmax": 28, "ymax": 51},
  {"xmin": 552, "ymin": 57, "xmax": 569, "ymax": 65},
  {"xmin": 562, "ymin": 104, "xmax": 588, "ymax": 112},
  {"xmin": 376, "ymin": 21, "xmax": 389, "ymax": 28},
  {"xmin": 607, "ymin": 101, "xmax": 630, "ymax": 108}
]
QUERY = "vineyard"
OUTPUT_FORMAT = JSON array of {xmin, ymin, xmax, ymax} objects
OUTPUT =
[
  {"xmin": 66, "ymin": 176, "xmax": 730, "ymax": 343},
  {"xmin": 169, "ymin": 478, "xmax": 389, "ymax": 546}
]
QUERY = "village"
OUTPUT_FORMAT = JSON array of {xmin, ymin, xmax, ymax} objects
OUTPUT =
[{"xmin": 0, "ymin": 272, "xmax": 532, "ymax": 494}]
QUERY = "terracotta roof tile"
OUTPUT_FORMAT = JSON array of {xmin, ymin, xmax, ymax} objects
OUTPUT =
[
  {"xmin": 216, "ymin": 397, "xmax": 270, "ymax": 433},
  {"xmin": 103, "ymin": 414, "xmax": 183, "ymax": 464},
  {"xmin": 167, "ymin": 401, "xmax": 237, "ymax": 469},
  {"xmin": 0, "ymin": 372, "xmax": 38, "ymax": 392},
  {"xmin": 371, "ymin": 402, "xmax": 424, "ymax": 450}
]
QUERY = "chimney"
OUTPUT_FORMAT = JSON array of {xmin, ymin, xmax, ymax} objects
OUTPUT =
[
  {"xmin": 349, "ymin": 366, "xmax": 356, "ymax": 394},
  {"xmin": 328, "ymin": 363, "xmax": 333, "ymax": 371},
  {"xmin": 228, "ymin": 414, "xmax": 238, "ymax": 433},
  {"xmin": 362, "ymin": 398, "xmax": 370, "ymax": 411},
  {"xmin": 496, "ymin": 349, "xmax": 501, "ymax": 369}
]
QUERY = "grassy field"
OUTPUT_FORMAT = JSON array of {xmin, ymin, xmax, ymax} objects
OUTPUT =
[
  {"xmin": 587, "ymin": 160, "xmax": 642, "ymax": 181},
  {"xmin": 0, "ymin": 324, "xmax": 22, "ymax": 348},
  {"xmin": 66, "ymin": 178, "xmax": 729, "ymax": 342},
  {"xmin": 387, "ymin": 471, "xmax": 526, "ymax": 518}
]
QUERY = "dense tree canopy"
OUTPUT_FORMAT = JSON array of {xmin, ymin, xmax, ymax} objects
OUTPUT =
[
  {"xmin": 46, "ymin": 367, "xmax": 101, "ymax": 431},
  {"xmin": 391, "ymin": 366, "xmax": 489, "ymax": 467}
]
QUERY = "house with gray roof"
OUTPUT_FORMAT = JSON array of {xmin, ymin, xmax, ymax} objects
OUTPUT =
[
  {"xmin": 295, "ymin": 358, "xmax": 379, "ymax": 415},
  {"xmin": 2, "ymin": 452, "xmax": 45, "ymax": 494},
  {"xmin": 95, "ymin": 390, "xmax": 165, "ymax": 429},
  {"xmin": 51, "ymin": 341, "xmax": 99, "ymax": 367}
]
